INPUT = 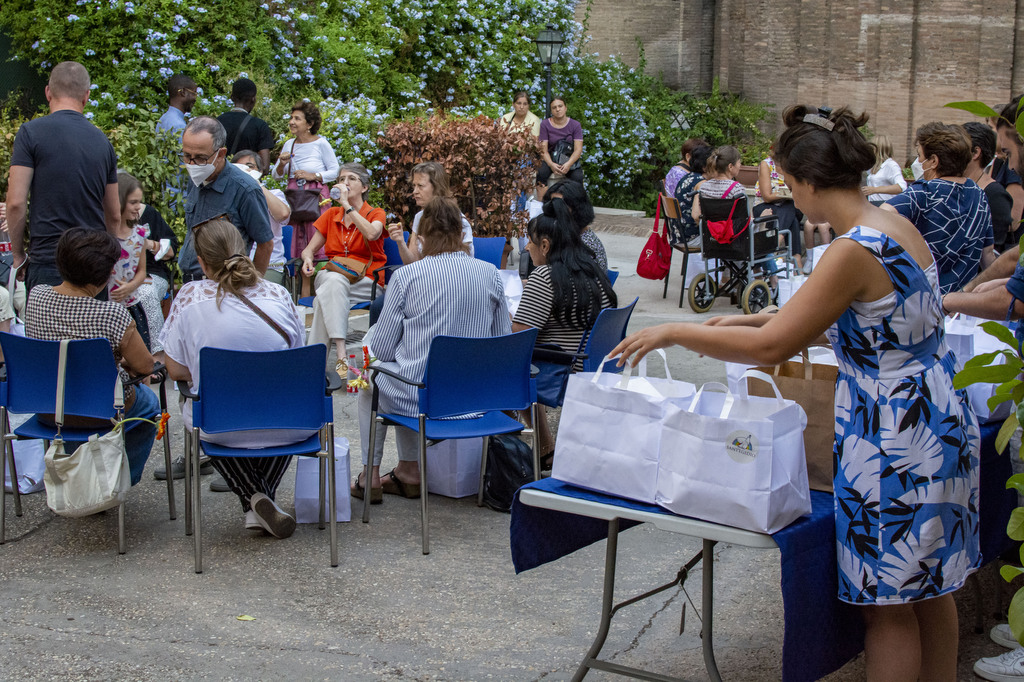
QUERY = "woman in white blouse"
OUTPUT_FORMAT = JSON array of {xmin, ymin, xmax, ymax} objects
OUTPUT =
[
  {"xmin": 161, "ymin": 219, "xmax": 308, "ymax": 539},
  {"xmin": 863, "ymin": 135, "xmax": 907, "ymax": 205},
  {"xmin": 272, "ymin": 101, "xmax": 340, "ymax": 294}
]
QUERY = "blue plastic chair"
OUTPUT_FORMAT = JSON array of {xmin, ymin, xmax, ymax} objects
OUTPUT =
[
  {"xmin": 472, "ymin": 236, "xmax": 506, "ymax": 269},
  {"xmin": 0, "ymin": 334, "xmax": 170, "ymax": 552},
  {"xmin": 363, "ymin": 329, "xmax": 540, "ymax": 554},
  {"xmin": 178, "ymin": 344, "xmax": 341, "ymax": 573},
  {"xmin": 580, "ymin": 297, "xmax": 638, "ymax": 373},
  {"xmin": 607, "ymin": 269, "xmax": 619, "ymax": 287},
  {"xmin": 296, "ymin": 233, "xmax": 404, "ymax": 311}
]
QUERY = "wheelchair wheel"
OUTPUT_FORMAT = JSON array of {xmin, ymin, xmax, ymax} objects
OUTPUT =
[
  {"xmin": 741, "ymin": 279, "xmax": 772, "ymax": 314},
  {"xmin": 688, "ymin": 273, "xmax": 717, "ymax": 313}
]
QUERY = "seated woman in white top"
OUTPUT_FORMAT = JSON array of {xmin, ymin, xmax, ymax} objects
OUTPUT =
[
  {"xmin": 386, "ymin": 161, "xmax": 474, "ymax": 263},
  {"xmin": 862, "ymin": 135, "xmax": 907, "ymax": 205},
  {"xmin": 161, "ymin": 219, "xmax": 307, "ymax": 539}
]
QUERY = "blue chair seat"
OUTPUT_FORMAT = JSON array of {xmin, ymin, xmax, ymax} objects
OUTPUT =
[
  {"xmin": 13, "ymin": 416, "xmax": 143, "ymax": 443},
  {"xmin": 199, "ymin": 433, "xmax": 323, "ymax": 459},
  {"xmin": 381, "ymin": 412, "xmax": 526, "ymax": 440}
]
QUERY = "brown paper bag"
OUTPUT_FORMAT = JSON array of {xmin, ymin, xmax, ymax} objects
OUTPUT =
[{"xmin": 748, "ymin": 350, "xmax": 838, "ymax": 492}]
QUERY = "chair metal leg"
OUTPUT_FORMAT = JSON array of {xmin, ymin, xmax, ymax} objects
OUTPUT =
[
  {"xmin": 679, "ymin": 249, "xmax": 690, "ymax": 309},
  {"xmin": 158, "ymin": 381, "xmax": 176, "ymax": 520},
  {"xmin": 0, "ymin": 409, "xmax": 7, "ymax": 544},
  {"xmin": 326, "ymin": 424, "xmax": 338, "ymax": 567},
  {"xmin": 183, "ymin": 429, "xmax": 193, "ymax": 537},
  {"xmin": 3, "ymin": 409, "xmax": 22, "ymax": 519},
  {"xmin": 362, "ymin": 409, "xmax": 380, "ymax": 524},
  {"xmin": 531, "ymin": 402, "xmax": 541, "ymax": 481},
  {"xmin": 117, "ymin": 502, "xmax": 126, "ymax": 554},
  {"xmin": 419, "ymin": 414, "xmax": 429, "ymax": 555},
  {"xmin": 192, "ymin": 429, "xmax": 203, "ymax": 574},
  {"xmin": 477, "ymin": 436, "xmax": 490, "ymax": 507},
  {"xmin": 318, "ymin": 430, "xmax": 326, "ymax": 531}
]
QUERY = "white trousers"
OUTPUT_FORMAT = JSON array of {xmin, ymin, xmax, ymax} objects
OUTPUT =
[
  {"xmin": 357, "ymin": 382, "xmax": 420, "ymax": 466},
  {"xmin": 307, "ymin": 270, "xmax": 375, "ymax": 349}
]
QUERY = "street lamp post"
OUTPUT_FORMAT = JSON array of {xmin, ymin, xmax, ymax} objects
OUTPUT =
[{"xmin": 533, "ymin": 25, "xmax": 564, "ymax": 118}]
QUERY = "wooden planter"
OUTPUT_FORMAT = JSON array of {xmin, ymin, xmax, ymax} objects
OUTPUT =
[{"xmin": 736, "ymin": 164, "xmax": 759, "ymax": 188}]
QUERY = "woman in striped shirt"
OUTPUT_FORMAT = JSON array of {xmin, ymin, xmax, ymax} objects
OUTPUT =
[
  {"xmin": 512, "ymin": 211, "xmax": 616, "ymax": 466},
  {"xmin": 352, "ymin": 197, "xmax": 512, "ymax": 503}
]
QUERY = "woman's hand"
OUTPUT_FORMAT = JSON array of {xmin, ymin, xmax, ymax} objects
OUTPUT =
[
  {"xmin": 611, "ymin": 324, "xmax": 683, "ymax": 368},
  {"xmin": 294, "ymin": 169, "xmax": 318, "ymax": 182},
  {"xmin": 301, "ymin": 254, "xmax": 316, "ymax": 277},
  {"xmin": 859, "ymin": 186, "xmax": 873, "ymax": 196},
  {"xmin": 277, "ymin": 151, "xmax": 292, "ymax": 164},
  {"xmin": 333, "ymin": 182, "xmax": 349, "ymax": 207},
  {"xmin": 110, "ymin": 280, "xmax": 134, "ymax": 302},
  {"xmin": 386, "ymin": 222, "xmax": 405, "ymax": 242}
]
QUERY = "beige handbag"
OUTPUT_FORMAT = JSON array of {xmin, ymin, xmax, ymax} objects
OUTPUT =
[{"xmin": 43, "ymin": 340, "xmax": 131, "ymax": 517}]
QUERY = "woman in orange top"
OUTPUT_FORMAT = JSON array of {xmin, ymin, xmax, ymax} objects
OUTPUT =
[{"xmin": 301, "ymin": 162, "xmax": 386, "ymax": 375}]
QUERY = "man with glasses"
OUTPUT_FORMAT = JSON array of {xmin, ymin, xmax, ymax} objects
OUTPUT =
[
  {"xmin": 176, "ymin": 116, "xmax": 273, "ymax": 283},
  {"xmin": 5, "ymin": 61, "xmax": 120, "ymax": 294},
  {"xmin": 156, "ymin": 74, "xmax": 197, "ymax": 136}
]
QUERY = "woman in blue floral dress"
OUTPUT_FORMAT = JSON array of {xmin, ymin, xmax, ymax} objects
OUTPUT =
[{"xmin": 614, "ymin": 105, "xmax": 979, "ymax": 681}]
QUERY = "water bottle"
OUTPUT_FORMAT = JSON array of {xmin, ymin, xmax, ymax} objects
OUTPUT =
[{"xmin": 330, "ymin": 186, "xmax": 342, "ymax": 201}]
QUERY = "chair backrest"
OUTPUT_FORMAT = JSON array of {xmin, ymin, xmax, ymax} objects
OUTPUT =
[
  {"xmin": 0, "ymin": 334, "xmax": 121, "ymax": 420},
  {"xmin": 606, "ymin": 269, "xmax": 619, "ymax": 287},
  {"xmin": 281, "ymin": 224, "xmax": 293, "ymax": 262},
  {"xmin": 472, "ymin": 236, "xmax": 506, "ymax": 269},
  {"xmin": 418, "ymin": 329, "xmax": 539, "ymax": 418},
  {"xmin": 381, "ymin": 236, "xmax": 404, "ymax": 286},
  {"xmin": 698, "ymin": 195, "xmax": 751, "ymax": 245},
  {"xmin": 194, "ymin": 345, "xmax": 329, "ymax": 433},
  {"xmin": 581, "ymin": 297, "xmax": 638, "ymax": 373},
  {"xmin": 660, "ymin": 193, "xmax": 683, "ymax": 221}
]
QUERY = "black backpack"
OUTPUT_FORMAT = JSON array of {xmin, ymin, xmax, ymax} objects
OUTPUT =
[{"xmin": 482, "ymin": 435, "xmax": 534, "ymax": 513}]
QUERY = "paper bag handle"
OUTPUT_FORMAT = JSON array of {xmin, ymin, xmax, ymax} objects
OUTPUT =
[
  {"xmin": 689, "ymin": 381, "xmax": 734, "ymax": 417},
  {"xmin": 592, "ymin": 349, "xmax": 670, "ymax": 386},
  {"xmin": 738, "ymin": 369, "xmax": 785, "ymax": 403}
]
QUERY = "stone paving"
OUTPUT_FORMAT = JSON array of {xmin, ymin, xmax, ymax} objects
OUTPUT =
[{"xmin": 0, "ymin": 217, "xmax": 1012, "ymax": 680}]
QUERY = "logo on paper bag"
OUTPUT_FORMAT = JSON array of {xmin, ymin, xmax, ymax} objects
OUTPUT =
[{"xmin": 725, "ymin": 431, "xmax": 758, "ymax": 464}]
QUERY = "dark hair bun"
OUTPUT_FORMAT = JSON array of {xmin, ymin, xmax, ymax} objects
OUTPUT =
[{"xmin": 775, "ymin": 105, "xmax": 874, "ymax": 190}]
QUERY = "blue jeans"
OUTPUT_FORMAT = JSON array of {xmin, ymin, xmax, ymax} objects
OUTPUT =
[{"xmin": 123, "ymin": 384, "xmax": 159, "ymax": 485}]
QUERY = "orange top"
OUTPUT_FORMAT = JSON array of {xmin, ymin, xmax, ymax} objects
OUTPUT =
[{"xmin": 314, "ymin": 202, "xmax": 388, "ymax": 280}]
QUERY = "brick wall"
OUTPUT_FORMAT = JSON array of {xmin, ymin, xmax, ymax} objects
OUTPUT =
[{"xmin": 576, "ymin": 0, "xmax": 1022, "ymax": 162}]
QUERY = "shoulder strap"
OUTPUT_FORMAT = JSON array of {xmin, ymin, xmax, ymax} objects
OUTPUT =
[
  {"xmin": 721, "ymin": 181, "xmax": 739, "ymax": 199},
  {"xmin": 53, "ymin": 339, "xmax": 70, "ymax": 430},
  {"xmin": 234, "ymin": 292, "xmax": 291, "ymax": 344},
  {"xmin": 229, "ymin": 114, "xmax": 253, "ymax": 156}
]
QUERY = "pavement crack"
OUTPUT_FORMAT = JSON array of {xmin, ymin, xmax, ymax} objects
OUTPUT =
[{"xmin": 1, "ymin": 512, "xmax": 57, "ymax": 544}]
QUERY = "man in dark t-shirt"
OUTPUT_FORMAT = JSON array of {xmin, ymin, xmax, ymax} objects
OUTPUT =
[
  {"xmin": 217, "ymin": 78, "xmax": 275, "ymax": 173},
  {"xmin": 6, "ymin": 61, "xmax": 119, "ymax": 293}
]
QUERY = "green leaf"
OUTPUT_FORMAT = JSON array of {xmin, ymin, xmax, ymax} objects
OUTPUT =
[
  {"xmin": 1007, "ymin": 474, "xmax": 1024, "ymax": 492},
  {"xmin": 998, "ymin": 413, "xmax": 1021, "ymax": 454},
  {"xmin": 1002, "ymin": 565, "xmax": 1024, "ymax": 583},
  {"xmin": 1010, "ymin": 508, "xmax": 1024, "ymax": 541},
  {"xmin": 945, "ymin": 101, "xmax": 1001, "ymax": 118},
  {"xmin": 981, "ymin": 321, "xmax": 1020, "ymax": 349},
  {"xmin": 963, "ymin": 350, "xmax": 1007, "ymax": 370},
  {"xmin": 1010, "ymin": 588, "xmax": 1024, "ymax": 646},
  {"xmin": 954, "ymin": 362, "xmax": 1023, "ymax": 389}
]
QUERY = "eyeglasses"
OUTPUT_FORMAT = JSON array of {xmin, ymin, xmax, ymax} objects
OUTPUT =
[
  {"xmin": 179, "ymin": 151, "xmax": 220, "ymax": 165},
  {"xmin": 178, "ymin": 88, "xmax": 198, "ymax": 97}
]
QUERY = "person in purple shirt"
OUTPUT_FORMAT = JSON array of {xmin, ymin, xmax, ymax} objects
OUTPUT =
[{"xmin": 537, "ymin": 97, "xmax": 584, "ymax": 187}]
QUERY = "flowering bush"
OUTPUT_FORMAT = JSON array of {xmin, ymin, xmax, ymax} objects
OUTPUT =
[{"xmin": 0, "ymin": 0, "xmax": 771, "ymax": 211}]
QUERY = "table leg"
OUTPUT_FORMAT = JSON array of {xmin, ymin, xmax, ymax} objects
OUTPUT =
[
  {"xmin": 701, "ymin": 538, "xmax": 721, "ymax": 682},
  {"xmin": 572, "ymin": 517, "xmax": 619, "ymax": 682}
]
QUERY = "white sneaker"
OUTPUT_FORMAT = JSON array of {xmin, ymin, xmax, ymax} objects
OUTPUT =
[
  {"xmin": 244, "ymin": 511, "xmax": 262, "ymax": 531},
  {"xmin": 994, "ymin": 623, "xmax": 1023, "ymax": 650},
  {"xmin": 250, "ymin": 493, "xmax": 296, "ymax": 539},
  {"xmin": 975, "ymin": 646, "xmax": 1024, "ymax": 681}
]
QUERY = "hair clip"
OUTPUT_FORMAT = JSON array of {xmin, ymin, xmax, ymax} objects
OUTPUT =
[{"xmin": 802, "ymin": 113, "xmax": 835, "ymax": 131}]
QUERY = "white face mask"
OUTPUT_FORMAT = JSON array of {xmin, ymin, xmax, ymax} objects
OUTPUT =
[
  {"xmin": 911, "ymin": 158, "xmax": 924, "ymax": 181},
  {"xmin": 186, "ymin": 161, "xmax": 218, "ymax": 187},
  {"xmin": 233, "ymin": 163, "xmax": 262, "ymax": 182}
]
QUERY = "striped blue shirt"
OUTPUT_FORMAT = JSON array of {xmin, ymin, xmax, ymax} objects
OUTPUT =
[{"xmin": 373, "ymin": 251, "xmax": 512, "ymax": 416}]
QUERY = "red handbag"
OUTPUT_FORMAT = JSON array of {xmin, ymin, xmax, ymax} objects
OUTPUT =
[{"xmin": 636, "ymin": 199, "xmax": 671, "ymax": 280}]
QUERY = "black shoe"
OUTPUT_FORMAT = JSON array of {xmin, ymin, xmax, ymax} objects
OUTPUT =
[
  {"xmin": 154, "ymin": 455, "xmax": 214, "ymax": 481},
  {"xmin": 209, "ymin": 475, "xmax": 231, "ymax": 493}
]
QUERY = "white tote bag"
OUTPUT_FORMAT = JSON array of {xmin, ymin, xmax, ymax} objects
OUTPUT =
[
  {"xmin": 944, "ymin": 314, "xmax": 977, "ymax": 369},
  {"xmin": 656, "ymin": 372, "xmax": 811, "ymax": 533},
  {"xmin": 3, "ymin": 439, "xmax": 46, "ymax": 494},
  {"xmin": 294, "ymin": 437, "xmax": 351, "ymax": 523},
  {"xmin": 43, "ymin": 341, "xmax": 131, "ymax": 518},
  {"xmin": 552, "ymin": 350, "xmax": 696, "ymax": 504}
]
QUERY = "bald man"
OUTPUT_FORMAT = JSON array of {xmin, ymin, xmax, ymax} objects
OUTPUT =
[{"xmin": 5, "ymin": 61, "xmax": 119, "ymax": 293}]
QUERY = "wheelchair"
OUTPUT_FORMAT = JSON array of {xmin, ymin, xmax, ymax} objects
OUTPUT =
[{"xmin": 687, "ymin": 194, "xmax": 791, "ymax": 314}]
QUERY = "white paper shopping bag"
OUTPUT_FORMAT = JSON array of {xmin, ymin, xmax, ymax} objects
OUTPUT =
[
  {"xmin": 656, "ymin": 373, "xmax": 811, "ymax": 533},
  {"xmin": 426, "ymin": 437, "xmax": 484, "ymax": 498},
  {"xmin": 552, "ymin": 352, "xmax": 696, "ymax": 503},
  {"xmin": 294, "ymin": 437, "xmax": 351, "ymax": 523}
]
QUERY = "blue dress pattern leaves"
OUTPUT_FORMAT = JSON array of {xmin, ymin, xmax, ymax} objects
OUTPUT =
[{"xmin": 827, "ymin": 226, "xmax": 980, "ymax": 605}]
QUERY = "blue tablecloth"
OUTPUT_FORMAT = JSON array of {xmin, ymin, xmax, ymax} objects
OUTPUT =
[{"xmin": 510, "ymin": 420, "xmax": 1011, "ymax": 682}]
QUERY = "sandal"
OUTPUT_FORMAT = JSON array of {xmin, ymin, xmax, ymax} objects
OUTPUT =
[
  {"xmin": 336, "ymin": 357, "xmax": 349, "ymax": 380},
  {"xmin": 539, "ymin": 451, "xmax": 555, "ymax": 471},
  {"xmin": 381, "ymin": 469, "xmax": 421, "ymax": 499},
  {"xmin": 351, "ymin": 473, "xmax": 382, "ymax": 504}
]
